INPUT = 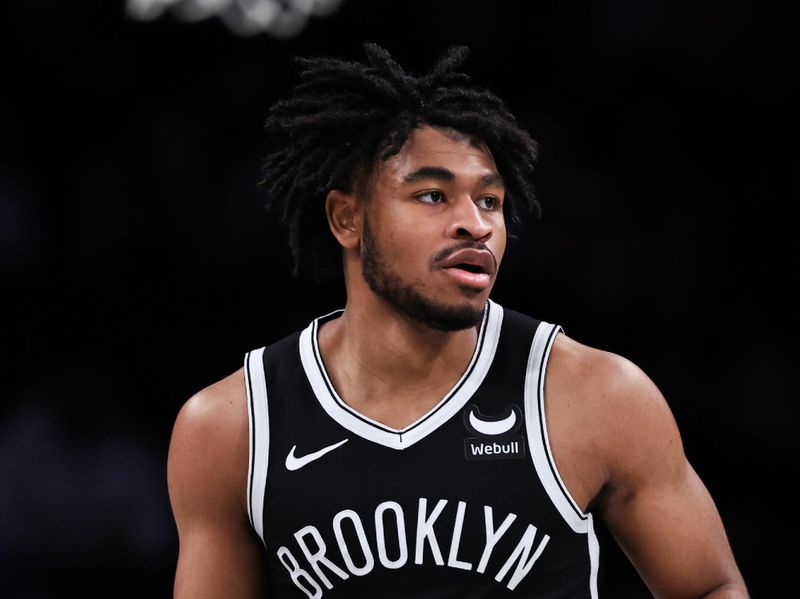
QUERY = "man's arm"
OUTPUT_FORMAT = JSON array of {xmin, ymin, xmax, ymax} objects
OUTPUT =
[
  {"xmin": 590, "ymin": 353, "xmax": 749, "ymax": 598},
  {"xmin": 167, "ymin": 368, "xmax": 267, "ymax": 598}
]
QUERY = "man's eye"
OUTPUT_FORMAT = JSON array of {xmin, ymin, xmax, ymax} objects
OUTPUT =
[
  {"xmin": 478, "ymin": 196, "xmax": 500, "ymax": 209},
  {"xmin": 418, "ymin": 191, "xmax": 444, "ymax": 203}
]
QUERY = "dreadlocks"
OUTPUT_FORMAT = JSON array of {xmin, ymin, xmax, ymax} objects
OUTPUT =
[{"xmin": 261, "ymin": 42, "xmax": 540, "ymax": 281}]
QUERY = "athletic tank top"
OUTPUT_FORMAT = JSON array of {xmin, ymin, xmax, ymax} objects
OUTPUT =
[{"xmin": 244, "ymin": 299, "xmax": 599, "ymax": 598}]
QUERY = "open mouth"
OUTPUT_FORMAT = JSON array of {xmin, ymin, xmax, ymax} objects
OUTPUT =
[
  {"xmin": 442, "ymin": 262, "xmax": 492, "ymax": 290},
  {"xmin": 453, "ymin": 263, "xmax": 486, "ymax": 274},
  {"xmin": 439, "ymin": 248, "xmax": 495, "ymax": 283}
]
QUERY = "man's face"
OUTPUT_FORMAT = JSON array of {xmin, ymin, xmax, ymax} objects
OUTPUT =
[{"xmin": 358, "ymin": 126, "xmax": 507, "ymax": 331}]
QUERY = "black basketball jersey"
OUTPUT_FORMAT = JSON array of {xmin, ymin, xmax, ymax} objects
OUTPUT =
[{"xmin": 244, "ymin": 299, "xmax": 599, "ymax": 598}]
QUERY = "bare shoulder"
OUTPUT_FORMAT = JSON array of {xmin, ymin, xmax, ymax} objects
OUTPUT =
[
  {"xmin": 549, "ymin": 332, "xmax": 671, "ymax": 416},
  {"xmin": 545, "ymin": 333, "xmax": 684, "ymax": 507},
  {"xmin": 174, "ymin": 368, "xmax": 248, "ymax": 440},
  {"xmin": 168, "ymin": 367, "xmax": 250, "ymax": 520}
]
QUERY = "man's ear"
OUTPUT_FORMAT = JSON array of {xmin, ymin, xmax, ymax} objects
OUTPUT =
[{"xmin": 325, "ymin": 189, "xmax": 361, "ymax": 250}]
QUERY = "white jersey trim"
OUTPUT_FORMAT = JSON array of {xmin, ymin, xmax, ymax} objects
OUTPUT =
[
  {"xmin": 524, "ymin": 322, "xmax": 590, "ymax": 534},
  {"xmin": 244, "ymin": 347, "xmax": 269, "ymax": 546},
  {"xmin": 588, "ymin": 513, "xmax": 600, "ymax": 599},
  {"xmin": 299, "ymin": 299, "xmax": 503, "ymax": 450}
]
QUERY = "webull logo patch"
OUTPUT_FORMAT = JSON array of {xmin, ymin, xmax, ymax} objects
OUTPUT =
[{"xmin": 463, "ymin": 404, "xmax": 526, "ymax": 461}]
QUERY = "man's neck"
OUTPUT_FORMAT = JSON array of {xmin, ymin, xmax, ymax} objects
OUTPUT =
[{"xmin": 316, "ymin": 300, "xmax": 480, "ymax": 428}]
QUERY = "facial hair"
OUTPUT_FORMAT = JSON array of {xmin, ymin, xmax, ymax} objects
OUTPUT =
[{"xmin": 360, "ymin": 218, "xmax": 485, "ymax": 332}]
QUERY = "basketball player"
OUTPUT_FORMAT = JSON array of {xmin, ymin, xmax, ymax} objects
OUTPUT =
[{"xmin": 167, "ymin": 44, "xmax": 749, "ymax": 597}]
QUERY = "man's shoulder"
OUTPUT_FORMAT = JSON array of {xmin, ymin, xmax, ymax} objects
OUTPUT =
[
  {"xmin": 548, "ymin": 332, "xmax": 674, "ymax": 434},
  {"xmin": 181, "ymin": 367, "xmax": 247, "ymax": 424},
  {"xmin": 168, "ymin": 367, "xmax": 251, "ymax": 537},
  {"xmin": 544, "ymin": 333, "xmax": 685, "ymax": 506},
  {"xmin": 549, "ymin": 332, "xmax": 679, "ymax": 457},
  {"xmin": 170, "ymin": 368, "xmax": 248, "ymax": 468},
  {"xmin": 550, "ymin": 333, "xmax": 649, "ymax": 394}
]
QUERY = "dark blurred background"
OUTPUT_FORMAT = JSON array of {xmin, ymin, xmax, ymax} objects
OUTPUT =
[{"xmin": 0, "ymin": 0, "xmax": 796, "ymax": 597}]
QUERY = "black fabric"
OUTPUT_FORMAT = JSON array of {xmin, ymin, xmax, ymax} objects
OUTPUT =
[{"xmin": 254, "ymin": 305, "xmax": 594, "ymax": 598}]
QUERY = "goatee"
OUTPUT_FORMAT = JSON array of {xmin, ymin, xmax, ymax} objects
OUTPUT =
[{"xmin": 360, "ymin": 219, "xmax": 485, "ymax": 332}]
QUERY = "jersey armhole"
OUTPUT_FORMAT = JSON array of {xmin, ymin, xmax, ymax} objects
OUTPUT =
[
  {"xmin": 244, "ymin": 347, "xmax": 269, "ymax": 547},
  {"xmin": 524, "ymin": 323, "xmax": 591, "ymax": 534}
]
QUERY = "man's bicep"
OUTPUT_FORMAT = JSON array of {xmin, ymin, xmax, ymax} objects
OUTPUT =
[
  {"xmin": 597, "ymin": 364, "xmax": 747, "ymax": 597},
  {"xmin": 175, "ymin": 520, "xmax": 267, "ymax": 599},
  {"xmin": 603, "ymin": 462, "xmax": 745, "ymax": 597}
]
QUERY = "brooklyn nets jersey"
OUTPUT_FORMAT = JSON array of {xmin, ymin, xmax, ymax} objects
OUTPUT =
[{"xmin": 244, "ymin": 299, "xmax": 600, "ymax": 598}]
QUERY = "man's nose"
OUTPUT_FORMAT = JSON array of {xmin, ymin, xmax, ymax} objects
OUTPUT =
[{"xmin": 446, "ymin": 197, "xmax": 492, "ymax": 241}]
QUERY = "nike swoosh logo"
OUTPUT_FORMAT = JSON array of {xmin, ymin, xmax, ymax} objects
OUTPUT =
[
  {"xmin": 285, "ymin": 439, "xmax": 349, "ymax": 471},
  {"xmin": 469, "ymin": 408, "xmax": 517, "ymax": 436}
]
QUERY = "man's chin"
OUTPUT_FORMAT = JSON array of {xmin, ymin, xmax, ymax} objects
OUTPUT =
[
  {"xmin": 393, "ymin": 295, "xmax": 485, "ymax": 332},
  {"xmin": 360, "ymin": 224, "xmax": 487, "ymax": 331}
]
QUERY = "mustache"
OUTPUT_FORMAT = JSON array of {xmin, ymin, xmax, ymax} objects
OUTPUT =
[{"xmin": 430, "ymin": 241, "xmax": 498, "ymax": 271}]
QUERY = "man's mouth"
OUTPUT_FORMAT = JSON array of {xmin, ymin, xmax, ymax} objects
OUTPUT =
[
  {"xmin": 456, "ymin": 263, "xmax": 486, "ymax": 273},
  {"xmin": 439, "ymin": 248, "xmax": 496, "ymax": 276}
]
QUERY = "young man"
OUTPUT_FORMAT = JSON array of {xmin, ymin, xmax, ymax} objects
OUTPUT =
[{"xmin": 167, "ymin": 44, "xmax": 748, "ymax": 597}]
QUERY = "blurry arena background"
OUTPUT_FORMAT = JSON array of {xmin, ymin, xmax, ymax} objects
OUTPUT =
[{"xmin": 0, "ymin": 1, "xmax": 796, "ymax": 596}]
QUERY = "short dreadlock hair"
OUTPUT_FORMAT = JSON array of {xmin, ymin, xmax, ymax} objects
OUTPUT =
[{"xmin": 261, "ymin": 42, "xmax": 540, "ymax": 281}]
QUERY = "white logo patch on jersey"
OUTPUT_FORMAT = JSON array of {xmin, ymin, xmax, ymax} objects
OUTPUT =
[
  {"xmin": 463, "ymin": 405, "xmax": 525, "ymax": 461},
  {"xmin": 468, "ymin": 407, "xmax": 517, "ymax": 435},
  {"xmin": 286, "ymin": 439, "xmax": 349, "ymax": 471}
]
